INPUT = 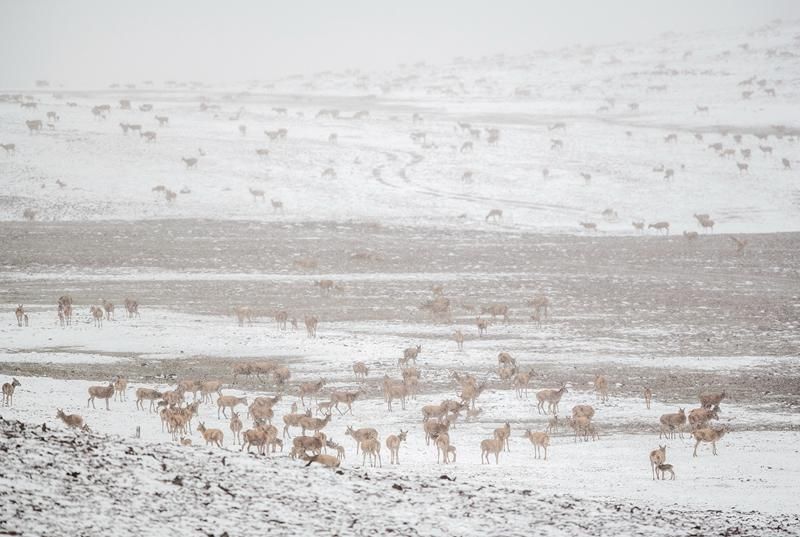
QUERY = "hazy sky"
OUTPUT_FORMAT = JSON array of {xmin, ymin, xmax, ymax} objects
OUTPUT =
[{"xmin": 1, "ymin": 0, "xmax": 798, "ymax": 88}]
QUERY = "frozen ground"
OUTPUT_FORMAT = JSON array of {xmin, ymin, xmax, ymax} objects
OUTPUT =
[
  {"xmin": 1, "ymin": 20, "xmax": 799, "ymax": 234},
  {"xmin": 2, "ymin": 18, "xmax": 800, "ymax": 537}
]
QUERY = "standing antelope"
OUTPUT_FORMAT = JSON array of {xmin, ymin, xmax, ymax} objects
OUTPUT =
[
  {"xmin": 523, "ymin": 430, "xmax": 550, "ymax": 460},
  {"xmin": 14, "ymin": 305, "xmax": 26, "ymax": 327},
  {"xmin": 595, "ymin": 374, "xmax": 609, "ymax": 403},
  {"xmin": 476, "ymin": 317, "xmax": 488, "ymax": 337},
  {"xmin": 87, "ymin": 383, "xmax": 114, "ymax": 410},
  {"xmin": 386, "ymin": 430, "xmax": 408, "ymax": 464},
  {"xmin": 271, "ymin": 199, "xmax": 284, "ymax": 213},
  {"xmin": 699, "ymin": 391, "xmax": 726, "ymax": 409},
  {"xmin": 659, "ymin": 408, "xmax": 686, "ymax": 439},
  {"xmin": 536, "ymin": 385, "xmax": 568, "ymax": 415},
  {"xmin": 361, "ymin": 437, "xmax": 382, "ymax": 467},
  {"xmin": 304, "ymin": 315, "xmax": 318, "ymax": 337},
  {"xmin": 657, "ymin": 463, "xmax": 675, "ymax": 480},
  {"xmin": 345, "ymin": 426, "xmax": 378, "ymax": 455},
  {"xmin": 2, "ymin": 378, "xmax": 21, "ymax": 406},
  {"xmin": 197, "ymin": 422, "xmax": 224, "ymax": 448},
  {"xmin": 182, "ymin": 157, "xmax": 198, "ymax": 169},
  {"xmin": 113, "ymin": 376, "xmax": 128, "ymax": 401},
  {"xmin": 650, "ymin": 445, "xmax": 667, "ymax": 480},
  {"xmin": 453, "ymin": 329, "xmax": 464, "ymax": 351},
  {"xmin": 480, "ymin": 437, "xmax": 503, "ymax": 464},
  {"xmin": 433, "ymin": 432, "xmax": 452, "ymax": 464},
  {"xmin": 230, "ymin": 411, "xmax": 243, "ymax": 445},
  {"xmin": 353, "ymin": 361, "xmax": 369, "ymax": 380},
  {"xmin": 249, "ymin": 188, "xmax": 265, "ymax": 201},
  {"xmin": 90, "ymin": 305, "xmax": 104, "ymax": 327},
  {"xmin": 644, "ymin": 387, "xmax": 652, "ymax": 409},
  {"xmin": 494, "ymin": 422, "xmax": 512, "ymax": 451}
]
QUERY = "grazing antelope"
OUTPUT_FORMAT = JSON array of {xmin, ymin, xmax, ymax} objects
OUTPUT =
[
  {"xmin": 644, "ymin": 387, "xmax": 652, "ymax": 409},
  {"xmin": 56, "ymin": 409, "xmax": 85, "ymax": 429},
  {"xmin": 15, "ymin": 305, "xmax": 25, "ymax": 327},
  {"xmin": 26, "ymin": 120, "xmax": 43, "ymax": 133},
  {"xmin": 113, "ymin": 376, "xmax": 128, "ymax": 401},
  {"xmin": 256, "ymin": 148, "xmax": 270, "ymax": 158},
  {"xmin": 523, "ymin": 430, "xmax": 550, "ymax": 460},
  {"xmin": 572, "ymin": 405, "xmax": 595, "ymax": 420},
  {"xmin": 536, "ymin": 385, "xmax": 568, "ymax": 415},
  {"xmin": 580, "ymin": 172, "xmax": 591, "ymax": 184},
  {"xmin": 657, "ymin": 463, "xmax": 676, "ymax": 480},
  {"xmin": 386, "ymin": 430, "xmax": 408, "ymax": 464},
  {"xmin": 664, "ymin": 133, "xmax": 678, "ymax": 143},
  {"xmin": 659, "ymin": 408, "xmax": 686, "ymax": 439},
  {"xmin": 155, "ymin": 115, "xmax": 169, "ymax": 126},
  {"xmin": 326, "ymin": 439, "xmax": 346, "ymax": 461},
  {"xmin": 248, "ymin": 188, "xmax": 265, "ymax": 201},
  {"xmin": 737, "ymin": 162, "xmax": 749, "ymax": 173},
  {"xmin": 729, "ymin": 237, "xmax": 748, "ymax": 255},
  {"xmin": 580, "ymin": 222, "xmax": 597, "ymax": 231},
  {"xmin": 482, "ymin": 304, "xmax": 509, "ymax": 323},
  {"xmin": 271, "ymin": 199, "xmax": 284, "ymax": 213},
  {"xmin": 550, "ymin": 139, "xmax": 563, "ymax": 150},
  {"xmin": 2, "ymin": 378, "xmax": 21, "ymax": 406},
  {"xmin": 632, "ymin": 221, "xmax": 645, "ymax": 232},
  {"xmin": 480, "ymin": 437, "xmax": 503, "ymax": 464},
  {"xmin": 271, "ymin": 366, "xmax": 291, "ymax": 385},
  {"xmin": 595, "ymin": 375, "xmax": 609, "ymax": 403},
  {"xmin": 182, "ymin": 157, "xmax": 198, "ymax": 169},
  {"xmin": 699, "ymin": 391, "xmax": 726, "ymax": 409},
  {"xmin": 353, "ymin": 361, "xmax": 369, "ymax": 380},
  {"xmin": 648, "ymin": 221, "xmax": 670, "ymax": 234},
  {"xmin": 485, "ymin": 209, "xmax": 503, "ymax": 223},
  {"xmin": 688, "ymin": 406, "xmax": 720, "ymax": 430},
  {"xmin": 692, "ymin": 426, "xmax": 729, "ymax": 457},
  {"xmin": 304, "ymin": 315, "xmax": 318, "ymax": 337},
  {"xmin": 140, "ymin": 131, "xmax": 157, "ymax": 142},
  {"xmin": 1, "ymin": 143, "xmax": 15, "ymax": 155},
  {"xmin": 316, "ymin": 279, "xmax": 334, "ymax": 295},
  {"xmin": 87, "ymin": 383, "xmax": 114, "ymax": 410},
  {"xmin": 197, "ymin": 422, "xmax": 224, "ymax": 448},
  {"xmin": 346, "ymin": 426, "xmax": 378, "ymax": 455},
  {"xmin": 684, "ymin": 231, "xmax": 699, "ymax": 240},
  {"xmin": 650, "ymin": 445, "xmax": 666, "ymax": 480},
  {"xmin": 782, "ymin": 158, "xmax": 791, "ymax": 169},
  {"xmin": 460, "ymin": 141, "xmax": 473, "ymax": 153}
]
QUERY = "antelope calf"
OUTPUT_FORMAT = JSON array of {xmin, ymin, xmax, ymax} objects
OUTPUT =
[
  {"xmin": 650, "ymin": 444, "xmax": 666, "ymax": 480},
  {"xmin": 326, "ymin": 439, "xmax": 346, "ymax": 461},
  {"xmin": 87, "ymin": 383, "xmax": 114, "ymax": 410},
  {"xmin": 523, "ymin": 430, "xmax": 550, "ymax": 460},
  {"xmin": 197, "ymin": 422, "xmax": 224, "ymax": 448},
  {"xmin": 692, "ymin": 426, "xmax": 728, "ymax": 457},
  {"xmin": 2, "ymin": 378, "xmax": 21, "ymax": 406},
  {"xmin": 56, "ymin": 409, "xmax": 84, "ymax": 429},
  {"xmin": 657, "ymin": 463, "xmax": 675, "ymax": 480},
  {"xmin": 386, "ymin": 430, "xmax": 408, "ymax": 464}
]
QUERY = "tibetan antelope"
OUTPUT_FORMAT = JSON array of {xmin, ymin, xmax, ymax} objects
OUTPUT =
[
  {"xmin": 648, "ymin": 221, "xmax": 670, "ymax": 234},
  {"xmin": 271, "ymin": 199, "xmax": 284, "ymax": 213},
  {"xmin": 182, "ymin": 157, "xmax": 198, "ymax": 169},
  {"xmin": 15, "ymin": 305, "xmax": 25, "ymax": 327},
  {"xmin": 304, "ymin": 315, "xmax": 318, "ymax": 337},
  {"xmin": 480, "ymin": 437, "xmax": 503, "ymax": 464},
  {"xmin": 90, "ymin": 305, "xmax": 104, "ymax": 327},
  {"xmin": 87, "ymin": 383, "xmax": 114, "ymax": 410},
  {"xmin": 353, "ymin": 361, "xmax": 369, "ymax": 380},
  {"xmin": 644, "ymin": 387, "xmax": 652, "ymax": 409},
  {"xmin": 345, "ymin": 426, "xmax": 378, "ymax": 455},
  {"xmin": 699, "ymin": 391, "xmax": 726, "ymax": 409},
  {"xmin": 485, "ymin": 209, "xmax": 503, "ymax": 223},
  {"xmin": 56, "ymin": 409, "xmax": 84, "ymax": 429},
  {"xmin": 657, "ymin": 463, "xmax": 675, "ymax": 480},
  {"xmin": 536, "ymin": 385, "xmax": 567, "ymax": 415},
  {"xmin": 476, "ymin": 317, "xmax": 488, "ymax": 337},
  {"xmin": 453, "ymin": 329, "xmax": 464, "ymax": 351},
  {"xmin": 659, "ymin": 408, "xmax": 686, "ymax": 439},
  {"xmin": 692, "ymin": 426, "xmax": 729, "ymax": 457},
  {"xmin": 197, "ymin": 422, "xmax": 224, "ymax": 448},
  {"xmin": 386, "ymin": 430, "xmax": 408, "ymax": 464},
  {"xmin": 595, "ymin": 375, "xmax": 609, "ymax": 403},
  {"xmin": 249, "ymin": 188, "xmax": 265, "ymax": 201},
  {"xmin": 650, "ymin": 444, "xmax": 666, "ymax": 480},
  {"xmin": 523, "ymin": 430, "xmax": 550, "ymax": 460},
  {"xmin": 2, "ymin": 378, "xmax": 21, "ymax": 406},
  {"xmin": 113, "ymin": 376, "xmax": 128, "ymax": 401}
]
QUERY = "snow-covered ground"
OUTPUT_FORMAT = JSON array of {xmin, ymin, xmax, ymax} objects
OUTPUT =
[{"xmin": 1, "ymin": 20, "xmax": 799, "ymax": 234}]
